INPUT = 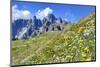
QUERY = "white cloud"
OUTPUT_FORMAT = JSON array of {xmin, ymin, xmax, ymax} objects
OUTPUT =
[
  {"xmin": 22, "ymin": 10, "xmax": 30, "ymax": 17},
  {"xmin": 36, "ymin": 7, "xmax": 53, "ymax": 20},
  {"xmin": 64, "ymin": 18, "xmax": 68, "ymax": 21},
  {"xmin": 12, "ymin": 5, "xmax": 31, "ymax": 22}
]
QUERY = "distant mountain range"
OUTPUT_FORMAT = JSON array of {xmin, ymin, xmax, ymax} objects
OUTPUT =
[{"xmin": 12, "ymin": 13, "xmax": 69, "ymax": 40}]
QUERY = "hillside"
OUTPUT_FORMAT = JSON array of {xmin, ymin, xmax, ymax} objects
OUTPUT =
[{"xmin": 12, "ymin": 13, "xmax": 96, "ymax": 65}]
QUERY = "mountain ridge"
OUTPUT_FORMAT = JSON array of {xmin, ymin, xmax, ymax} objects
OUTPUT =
[{"xmin": 12, "ymin": 13, "xmax": 69, "ymax": 40}]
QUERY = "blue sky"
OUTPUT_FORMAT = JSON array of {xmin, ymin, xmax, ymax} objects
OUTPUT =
[{"xmin": 12, "ymin": 0, "xmax": 95, "ymax": 22}]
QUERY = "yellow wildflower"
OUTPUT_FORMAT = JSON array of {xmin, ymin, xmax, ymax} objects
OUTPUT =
[
  {"xmin": 79, "ymin": 43, "xmax": 83, "ymax": 47},
  {"xmin": 66, "ymin": 55, "xmax": 73, "ymax": 60},
  {"xmin": 73, "ymin": 46, "xmax": 77, "ymax": 49},
  {"xmin": 86, "ymin": 57, "xmax": 91, "ymax": 61},
  {"xmin": 78, "ymin": 27, "xmax": 84, "ymax": 33},
  {"xmin": 84, "ymin": 47, "xmax": 90, "ymax": 54},
  {"xmin": 81, "ymin": 52, "xmax": 87, "ymax": 58}
]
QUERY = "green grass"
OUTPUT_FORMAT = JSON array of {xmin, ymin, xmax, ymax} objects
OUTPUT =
[{"xmin": 12, "ymin": 13, "xmax": 96, "ymax": 65}]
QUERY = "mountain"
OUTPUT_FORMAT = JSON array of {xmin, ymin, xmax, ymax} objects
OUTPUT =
[
  {"xmin": 12, "ymin": 13, "xmax": 69, "ymax": 40},
  {"xmin": 12, "ymin": 19, "xmax": 29, "ymax": 39}
]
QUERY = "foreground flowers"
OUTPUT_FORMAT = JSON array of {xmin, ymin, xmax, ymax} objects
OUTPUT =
[{"xmin": 12, "ymin": 13, "xmax": 96, "ymax": 65}]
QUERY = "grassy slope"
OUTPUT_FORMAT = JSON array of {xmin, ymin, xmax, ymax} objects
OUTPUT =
[{"xmin": 12, "ymin": 13, "xmax": 96, "ymax": 65}]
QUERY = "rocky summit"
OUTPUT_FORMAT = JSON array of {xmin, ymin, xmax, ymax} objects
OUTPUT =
[{"xmin": 12, "ymin": 13, "xmax": 69, "ymax": 40}]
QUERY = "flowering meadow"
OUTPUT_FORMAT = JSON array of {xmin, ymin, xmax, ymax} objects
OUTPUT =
[{"xmin": 12, "ymin": 13, "xmax": 96, "ymax": 65}]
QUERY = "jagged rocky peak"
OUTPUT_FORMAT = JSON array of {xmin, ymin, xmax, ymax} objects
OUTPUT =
[
  {"xmin": 56, "ymin": 17, "xmax": 63, "ymax": 24},
  {"xmin": 32, "ymin": 16, "xmax": 37, "ymax": 22},
  {"xmin": 12, "ymin": 13, "xmax": 70, "ymax": 40},
  {"xmin": 46, "ymin": 13, "xmax": 56, "ymax": 23}
]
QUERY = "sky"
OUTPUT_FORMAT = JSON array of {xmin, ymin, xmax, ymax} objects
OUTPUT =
[{"xmin": 12, "ymin": 0, "xmax": 96, "ymax": 23}]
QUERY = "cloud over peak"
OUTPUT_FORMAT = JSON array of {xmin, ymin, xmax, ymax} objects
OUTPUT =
[
  {"xmin": 12, "ymin": 5, "xmax": 53, "ymax": 22},
  {"xmin": 12, "ymin": 5, "xmax": 31, "ymax": 22},
  {"xmin": 36, "ymin": 7, "xmax": 53, "ymax": 20}
]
